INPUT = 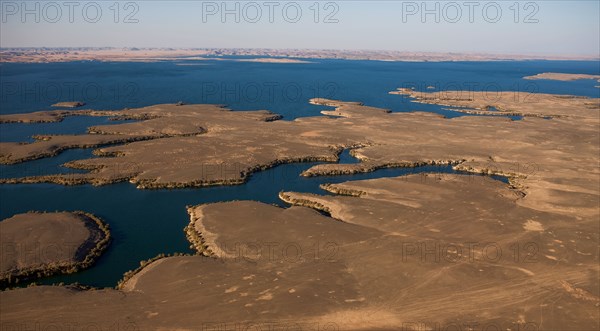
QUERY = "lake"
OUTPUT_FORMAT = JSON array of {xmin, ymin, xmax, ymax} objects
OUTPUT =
[{"xmin": 1, "ymin": 59, "xmax": 598, "ymax": 287}]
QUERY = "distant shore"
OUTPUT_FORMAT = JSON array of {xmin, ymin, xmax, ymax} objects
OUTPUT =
[
  {"xmin": 1, "ymin": 47, "xmax": 598, "ymax": 63},
  {"xmin": 523, "ymin": 72, "xmax": 600, "ymax": 82}
]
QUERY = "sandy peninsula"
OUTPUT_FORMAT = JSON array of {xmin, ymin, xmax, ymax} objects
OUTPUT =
[
  {"xmin": 235, "ymin": 58, "xmax": 312, "ymax": 63},
  {"xmin": 0, "ymin": 108, "xmax": 155, "ymax": 124},
  {"xmin": 0, "ymin": 211, "xmax": 110, "ymax": 286},
  {"xmin": 389, "ymin": 87, "xmax": 598, "ymax": 118},
  {"xmin": 523, "ymin": 72, "xmax": 600, "ymax": 82},
  {"xmin": 0, "ymin": 110, "xmax": 78, "ymax": 124},
  {"xmin": 0, "ymin": 134, "xmax": 167, "ymax": 165}
]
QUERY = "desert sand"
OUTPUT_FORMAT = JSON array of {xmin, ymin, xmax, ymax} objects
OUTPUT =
[
  {"xmin": 0, "ymin": 110, "xmax": 78, "ymax": 123},
  {"xmin": 0, "ymin": 174, "xmax": 598, "ymax": 329},
  {"xmin": 0, "ymin": 88, "xmax": 598, "ymax": 329},
  {"xmin": 0, "ymin": 108, "xmax": 155, "ymax": 124},
  {"xmin": 0, "ymin": 48, "xmax": 211, "ymax": 63},
  {"xmin": 524, "ymin": 72, "xmax": 600, "ymax": 82},
  {"xmin": 2, "ymin": 48, "xmax": 598, "ymax": 63},
  {"xmin": 0, "ymin": 211, "xmax": 110, "ymax": 285},
  {"xmin": 51, "ymin": 101, "xmax": 86, "ymax": 108}
]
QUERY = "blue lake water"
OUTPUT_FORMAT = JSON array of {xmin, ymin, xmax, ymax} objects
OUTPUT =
[{"xmin": 0, "ymin": 59, "xmax": 598, "ymax": 288}]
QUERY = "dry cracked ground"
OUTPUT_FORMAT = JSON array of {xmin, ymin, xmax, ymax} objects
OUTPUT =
[{"xmin": 0, "ymin": 88, "xmax": 598, "ymax": 330}]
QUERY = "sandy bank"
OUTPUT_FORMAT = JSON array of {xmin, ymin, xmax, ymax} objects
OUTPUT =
[{"xmin": 523, "ymin": 72, "xmax": 600, "ymax": 82}]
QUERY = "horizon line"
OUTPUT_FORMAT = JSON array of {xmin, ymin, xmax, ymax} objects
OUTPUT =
[{"xmin": 1, "ymin": 47, "xmax": 599, "ymax": 60}]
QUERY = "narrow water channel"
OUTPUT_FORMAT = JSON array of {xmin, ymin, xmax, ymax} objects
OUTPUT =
[{"xmin": 0, "ymin": 148, "xmax": 507, "ymax": 288}]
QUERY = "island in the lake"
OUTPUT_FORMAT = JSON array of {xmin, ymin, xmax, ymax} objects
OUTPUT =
[
  {"xmin": 0, "ymin": 211, "xmax": 110, "ymax": 286},
  {"xmin": 523, "ymin": 72, "xmax": 600, "ymax": 82},
  {"xmin": 51, "ymin": 101, "xmax": 86, "ymax": 108}
]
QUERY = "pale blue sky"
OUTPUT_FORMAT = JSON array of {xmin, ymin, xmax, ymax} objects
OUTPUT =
[{"xmin": 1, "ymin": 1, "xmax": 599, "ymax": 55}]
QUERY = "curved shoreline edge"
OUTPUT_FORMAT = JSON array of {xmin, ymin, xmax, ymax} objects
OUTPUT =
[{"xmin": 0, "ymin": 211, "xmax": 111, "ymax": 287}]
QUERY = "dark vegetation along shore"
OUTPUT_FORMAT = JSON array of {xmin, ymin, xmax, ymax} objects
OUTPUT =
[
  {"xmin": 0, "ymin": 82, "xmax": 598, "ymax": 329},
  {"xmin": 0, "ymin": 211, "xmax": 110, "ymax": 287}
]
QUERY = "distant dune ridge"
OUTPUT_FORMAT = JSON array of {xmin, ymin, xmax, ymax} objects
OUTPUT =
[{"xmin": 1, "ymin": 47, "xmax": 598, "ymax": 63}]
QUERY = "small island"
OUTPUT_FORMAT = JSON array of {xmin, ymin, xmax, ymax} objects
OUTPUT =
[
  {"xmin": 51, "ymin": 101, "xmax": 86, "ymax": 108},
  {"xmin": 523, "ymin": 72, "xmax": 600, "ymax": 82},
  {"xmin": 0, "ymin": 211, "xmax": 110, "ymax": 286},
  {"xmin": 235, "ymin": 58, "xmax": 312, "ymax": 64}
]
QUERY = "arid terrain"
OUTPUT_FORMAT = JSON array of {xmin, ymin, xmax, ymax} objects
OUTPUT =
[
  {"xmin": 523, "ymin": 72, "xmax": 600, "ymax": 82},
  {"xmin": 0, "ymin": 84, "xmax": 598, "ymax": 329},
  {"xmin": 2, "ymin": 47, "xmax": 598, "ymax": 63}
]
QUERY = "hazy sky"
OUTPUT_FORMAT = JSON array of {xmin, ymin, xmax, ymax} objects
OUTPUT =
[{"xmin": 1, "ymin": 1, "xmax": 599, "ymax": 55}]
